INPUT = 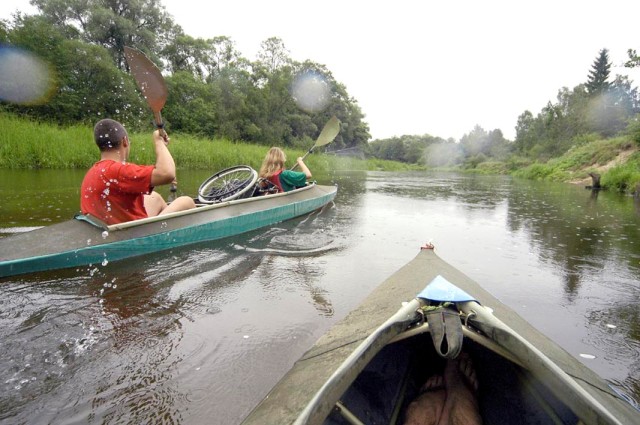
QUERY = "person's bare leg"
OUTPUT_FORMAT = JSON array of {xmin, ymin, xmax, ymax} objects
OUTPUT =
[
  {"xmin": 439, "ymin": 353, "xmax": 482, "ymax": 425},
  {"xmin": 403, "ymin": 375, "xmax": 446, "ymax": 425},
  {"xmin": 159, "ymin": 195, "xmax": 196, "ymax": 215},
  {"xmin": 144, "ymin": 191, "xmax": 167, "ymax": 216}
]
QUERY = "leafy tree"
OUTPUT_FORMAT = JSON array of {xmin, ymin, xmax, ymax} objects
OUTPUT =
[
  {"xmin": 0, "ymin": 19, "xmax": 8, "ymax": 42},
  {"xmin": 207, "ymin": 36, "xmax": 245, "ymax": 79},
  {"xmin": 164, "ymin": 71, "xmax": 217, "ymax": 135},
  {"xmin": 31, "ymin": 0, "xmax": 176, "ymax": 69},
  {"xmin": 3, "ymin": 10, "xmax": 372, "ymax": 151},
  {"xmin": 514, "ymin": 110, "xmax": 537, "ymax": 155},
  {"xmin": 256, "ymin": 37, "xmax": 291, "ymax": 74},
  {"xmin": 624, "ymin": 49, "xmax": 640, "ymax": 68},
  {"xmin": 6, "ymin": 14, "xmax": 145, "ymax": 126},
  {"xmin": 162, "ymin": 35, "xmax": 244, "ymax": 82},
  {"xmin": 163, "ymin": 34, "xmax": 214, "ymax": 79},
  {"xmin": 424, "ymin": 141, "xmax": 463, "ymax": 167},
  {"xmin": 213, "ymin": 66, "xmax": 261, "ymax": 142},
  {"xmin": 460, "ymin": 125, "xmax": 489, "ymax": 157}
]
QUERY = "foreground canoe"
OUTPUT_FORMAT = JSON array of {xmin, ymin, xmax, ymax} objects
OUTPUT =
[
  {"xmin": 242, "ymin": 248, "xmax": 639, "ymax": 425},
  {"xmin": 0, "ymin": 183, "xmax": 337, "ymax": 278}
]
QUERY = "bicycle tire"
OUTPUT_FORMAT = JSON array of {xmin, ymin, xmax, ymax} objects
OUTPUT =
[{"xmin": 198, "ymin": 165, "xmax": 258, "ymax": 204}]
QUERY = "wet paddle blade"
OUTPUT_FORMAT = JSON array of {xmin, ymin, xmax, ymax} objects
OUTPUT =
[
  {"xmin": 123, "ymin": 46, "xmax": 167, "ymax": 115},
  {"xmin": 290, "ymin": 116, "xmax": 341, "ymax": 170},
  {"xmin": 314, "ymin": 115, "xmax": 340, "ymax": 148}
]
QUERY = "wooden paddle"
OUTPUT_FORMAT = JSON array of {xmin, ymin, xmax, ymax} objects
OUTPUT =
[
  {"xmin": 123, "ymin": 46, "xmax": 167, "ymax": 130},
  {"xmin": 123, "ymin": 46, "xmax": 176, "ymax": 195},
  {"xmin": 291, "ymin": 115, "xmax": 341, "ymax": 170}
]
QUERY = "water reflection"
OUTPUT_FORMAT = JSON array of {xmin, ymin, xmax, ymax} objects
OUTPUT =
[
  {"xmin": 505, "ymin": 180, "xmax": 640, "ymax": 298},
  {"xmin": 0, "ymin": 169, "xmax": 639, "ymax": 422}
]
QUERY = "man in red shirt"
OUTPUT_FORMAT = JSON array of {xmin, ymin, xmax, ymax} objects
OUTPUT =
[{"xmin": 81, "ymin": 119, "xmax": 195, "ymax": 224}]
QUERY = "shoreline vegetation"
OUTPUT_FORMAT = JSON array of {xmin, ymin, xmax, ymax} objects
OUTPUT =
[
  {"xmin": 1, "ymin": 112, "xmax": 639, "ymax": 194},
  {"xmin": 0, "ymin": 112, "xmax": 417, "ymax": 174}
]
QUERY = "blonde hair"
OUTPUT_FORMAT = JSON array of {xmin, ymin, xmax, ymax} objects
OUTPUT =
[{"xmin": 259, "ymin": 147, "xmax": 286, "ymax": 178}]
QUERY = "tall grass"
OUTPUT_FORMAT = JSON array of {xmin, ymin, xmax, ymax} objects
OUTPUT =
[
  {"xmin": 0, "ymin": 112, "xmax": 415, "ymax": 173},
  {"xmin": 0, "ymin": 113, "xmax": 95, "ymax": 168}
]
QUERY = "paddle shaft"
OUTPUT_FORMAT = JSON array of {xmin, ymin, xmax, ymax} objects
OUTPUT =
[{"xmin": 290, "ymin": 148, "xmax": 314, "ymax": 171}]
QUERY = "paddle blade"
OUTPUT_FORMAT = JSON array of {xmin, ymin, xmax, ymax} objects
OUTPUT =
[
  {"xmin": 314, "ymin": 115, "xmax": 341, "ymax": 148},
  {"xmin": 123, "ymin": 46, "xmax": 167, "ymax": 114}
]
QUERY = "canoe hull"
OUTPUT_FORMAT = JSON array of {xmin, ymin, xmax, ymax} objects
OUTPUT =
[
  {"xmin": 241, "ymin": 249, "xmax": 639, "ymax": 425},
  {"xmin": 0, "ymin": 184, "xmax": 337, "ymax": 278}
]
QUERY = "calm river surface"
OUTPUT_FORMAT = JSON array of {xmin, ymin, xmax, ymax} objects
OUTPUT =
[{"xmin": 1, "ymin": 168, "xmax": 639, "ymax": 424}]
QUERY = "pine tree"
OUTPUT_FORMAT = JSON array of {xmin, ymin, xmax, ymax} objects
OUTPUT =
[{"xmin": 586, "ymin": 48, "xmax": 612, "ymax": 95}]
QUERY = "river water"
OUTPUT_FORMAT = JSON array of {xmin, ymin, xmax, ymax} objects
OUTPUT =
[{"xmin": 0, "ymin": 168, "xmax": 639, "ymax": 424}]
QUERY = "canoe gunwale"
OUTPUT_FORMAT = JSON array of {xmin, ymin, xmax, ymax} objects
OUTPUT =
[
  {"xmin": 240, "ymin": 249, "xmax": 639, "ymax": 425},
  {"xmin": 107, "ymin": 182, "xmax": 321, "ymax": 231},
  {"xmin": 0, "ymin": 183, "xmax": 337, "ymax": 278},
  {"xmin": 458, "ymin": 301, "xmax": 628, "ymax": 425}
]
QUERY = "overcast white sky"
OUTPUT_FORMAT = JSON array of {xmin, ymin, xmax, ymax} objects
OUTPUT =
[{"xmin": 2, "ymin": 0, "xmax": 639, "ymax": 140}]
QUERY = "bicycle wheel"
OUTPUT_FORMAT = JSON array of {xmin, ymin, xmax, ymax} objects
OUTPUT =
[{"xmin": 198, "ymin": 165, "xmax": 258, "ymax": 204}]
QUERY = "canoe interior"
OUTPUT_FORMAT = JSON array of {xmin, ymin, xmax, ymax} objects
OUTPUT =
[{"xmin": 324, "ymin": 333, "xmax": 579, "ymax": 425}]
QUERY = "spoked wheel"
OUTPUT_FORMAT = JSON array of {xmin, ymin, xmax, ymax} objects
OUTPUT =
[{"xmin": 198, "ymin": 165, "xmax": 258, "ymax": 204}]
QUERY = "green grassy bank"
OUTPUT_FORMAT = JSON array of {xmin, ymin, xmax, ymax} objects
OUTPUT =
[
  {"xmin": 0, "ymin": 112, "xmax": 415, "ymax": 173},
  {"xmin": 511, "ymin": 137, "xmax": 640, "ymax": 193}
]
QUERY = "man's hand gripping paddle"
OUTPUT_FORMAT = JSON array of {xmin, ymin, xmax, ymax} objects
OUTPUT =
[{"xmin": 123, "ymin": 46, "xmax": 176, "ymax": 196}]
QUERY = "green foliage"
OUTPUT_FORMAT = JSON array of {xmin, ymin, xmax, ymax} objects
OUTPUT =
[
  {"xmin": 626, "ymin": 116, "xmax": 640, "ymax": 144},
  {"xmin": 364, "ymin": 158, "xmax": 423, "ymax": 171},
  {"xmin": 512, "ymin": 163, "xmax": 555, "ymax": 180},
  {"xmin": 31, "ymin": 0, "xmax": 176, "ymax": 69},
  {"xmin": 505, "ymin": 156, "xmax": 532, "ymax": 172},
  {"xmin": 4, "ymin": 4, "xmax": 639, "ymax": 173},
  {"xmin": 586, "ymin": 48, "xmax": 612, "ymax": 95},
  {"xmin": 473, "ymin": 161, "xmax": 509, "ymax": 175},
  {"xmin": 368, "ymin": 134, "xmax": 447, "ymax": 165},
  {"xmin": 514, "ymin": 49, "xmax": 639, "ymax": 160},
  {"xmin": 512, "ymin": 135, "xmax": 639, "ymax": 191},
  {"xmin": 3, "ymin": 7, "xmax": 370, "ymax": 153},
  {"xmin": 601, "ymin": 161, "xmax": 640, "ymax": 193},
  {"xmin": 5, "ymin": 15, "xmax": 147, "ymax": 127},
  {"xmin": 463, "ymin": 153, "xmax": 488, "ymax": 169},
  {"xmin": 0, "ymin": 112, "xmax": 401, "ymax": 173},
  {"xmin": 625, "ymin": 49, "xmax": 640, "ymax": 68},
  {"xmin": 459, "ymin": 126, "xmax": 511, "ymax": 159},
  {"xmin": 0, "ymin": 112, "xmax": 94, "ymax": 168}
]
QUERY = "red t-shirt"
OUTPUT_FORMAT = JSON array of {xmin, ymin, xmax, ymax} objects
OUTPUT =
[{"xmin": 80, "ymin": 159, "xmax": 154, "ymax": 224}]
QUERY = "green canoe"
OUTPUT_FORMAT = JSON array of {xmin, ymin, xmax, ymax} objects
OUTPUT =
[
  {"xmin": 242, "ymin": 248, "xmax": 639, "ymax": 425},
  {"xmin": 0, "ymin": 183, "xmax": 337, "ymax": 278}
]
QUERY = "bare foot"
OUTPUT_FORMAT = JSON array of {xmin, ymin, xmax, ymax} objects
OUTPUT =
[
  {"xmin": 421, "ymin": 375, "xmax": 444, "ymax": 393},
  {"xmin": 403, "ymin": 375, "xmax": 446, "ymax": 425},
  {"xmin": 440, "ymin": 353, "xmax": 482, "ymax": 425}
]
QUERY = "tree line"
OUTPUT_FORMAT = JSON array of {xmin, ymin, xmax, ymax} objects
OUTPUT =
[
  {"xmin": 370, "ymin": 48, "xmax": 640, "ymax": 168},
  {"xmin": 1, "ymin": 1, "xmax": 639, "ymax": 167},
  {"xmin": 0, "ymin": 0, "xmax": 369, "ymax": 152}
]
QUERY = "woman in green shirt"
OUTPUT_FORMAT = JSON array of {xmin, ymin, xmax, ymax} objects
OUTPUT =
[{"xmin": 258, "ymin": 147, "xmax": 312, "ymax": 192}]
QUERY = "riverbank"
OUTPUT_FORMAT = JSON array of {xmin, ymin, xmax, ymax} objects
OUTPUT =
[
  {"xmin": 3, "ymin": 112, "xmax": 638, "ymax": 193},
  {"xmin": 511, "ymin": 136, "xmax": 640, "ymax": 194},
  {"xmin": 0, "ymin": 112, "xmax": 417, "ymax": 173}
]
